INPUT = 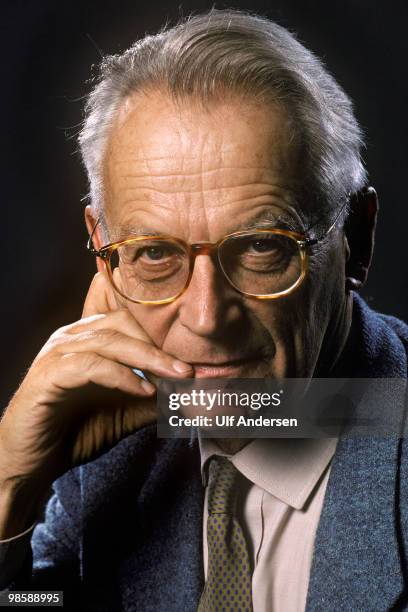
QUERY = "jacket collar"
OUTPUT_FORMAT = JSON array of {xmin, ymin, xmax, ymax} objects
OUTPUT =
[{"xmin": 306, "ymin": 293, "xmax": 408, "ymax": 610}]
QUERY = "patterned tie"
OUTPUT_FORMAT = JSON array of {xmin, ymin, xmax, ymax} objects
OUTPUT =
[{"xmin": 198, "ymin": 456, "xmax": 253, "ymax": 612}]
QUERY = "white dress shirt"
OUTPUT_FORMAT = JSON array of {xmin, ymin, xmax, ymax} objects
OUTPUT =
[{"xmin": 200, "ymin": 437, "xmax": 338, "ymax": 612}]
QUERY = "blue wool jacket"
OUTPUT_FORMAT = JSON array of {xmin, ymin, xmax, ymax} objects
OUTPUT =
[{"xmin": 7, "ymin": 295, "xmax": 408, "ymax": 611}]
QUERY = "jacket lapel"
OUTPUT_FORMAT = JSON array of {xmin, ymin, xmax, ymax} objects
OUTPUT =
[
  {"xmin": 306, "ymin": 436, "xmax": 404, "ymax": 611},
  {"xmin": 79, "ymin": 428, "xmax": 205, "ymax": 611},
  {"xmin": 115, "ymin": 436, "xmax": 205, "ymax": 612}
]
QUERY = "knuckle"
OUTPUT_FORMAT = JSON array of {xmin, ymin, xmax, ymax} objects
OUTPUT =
[
  {"xmin": 36, "ymin": 336, "xmax": 63, "ymax": 360},
  {"xmin": 61, "ymin": 351, "xmax": 101, "ymax": 373},
  {"xmin": 93, "ymin": 328, "xmax": 121, "ymax": 345},
  {"xmin": 143, "ymin": 343, "xmax": 164, "ymax": 364},
  {"xmin": 48, "ymin": 325, "xmax": 70, "ymax": 343},
  {"xmin": 45, "ymin": 322, "xmax": 89, "ymax": 351},
  {"xmin": 41, "ymin": 331, "xmax": 83, "ymax": 356},
  {"xmin": 56, "ymin": 321, "xmax": 76, "ymax": 334},
  {"xmin": 64, "ymin": 328, "xmax": 115, "ymax": 348},
  {"xmin": 88, "ymin": 352, "xmax": 108, "ymax": 373},
  {"xmin": 59, "ymin": 352, "xmax": 82, "ymax": 370}
]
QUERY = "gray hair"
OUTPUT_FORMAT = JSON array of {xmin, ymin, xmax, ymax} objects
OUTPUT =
[{"xmin": 78, "ymin": 8, "xmax": 367, "ymax": 227}]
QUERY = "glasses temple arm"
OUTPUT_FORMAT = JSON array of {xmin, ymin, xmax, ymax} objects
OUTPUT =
[
  {"xmin": 87, "ymin": 217, "xmax": 103, "ymax": 256},
  {"xmin": 304, "ymin": 196, "xmax": 350, "ymax": 247}
]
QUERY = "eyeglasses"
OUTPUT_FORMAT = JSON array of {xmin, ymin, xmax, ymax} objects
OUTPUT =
[{"xmin": 87, "ymin": 199, "xmax": 348, "ymax": 305}]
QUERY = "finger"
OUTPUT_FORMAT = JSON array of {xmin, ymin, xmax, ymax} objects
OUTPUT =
[
  {"xmin": 55, "ymin": 331, "xmax": 193, "ymax": 378},
  {"xmin": 82, "ymin": 272, "xmax": 120, "ymax": 318},
  {"xmin": 66, "ymin": 309, "xmax": 154, "ymax": 345},
  {"xmin": 58, "ymin": 352, "xmax": 156, "ymax": 396}
]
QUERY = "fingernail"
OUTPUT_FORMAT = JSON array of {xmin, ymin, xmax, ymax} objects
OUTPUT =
[
  {"xmin": 172, "ymin": 360, "xmax": 193, "ymax": 373},
  {"xmin": 141, "ymin": 380, "xmax": 156, "ymax": 394}
]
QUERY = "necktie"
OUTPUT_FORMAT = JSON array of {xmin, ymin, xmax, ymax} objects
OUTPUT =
[{"xmin": 198, "ymin": 456, "xmax": 253, "ymax": 612}]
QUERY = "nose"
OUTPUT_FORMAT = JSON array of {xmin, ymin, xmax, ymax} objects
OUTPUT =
[{"xmin": 177, "ymin": 254, "xmax": 243, "ymax": 338}]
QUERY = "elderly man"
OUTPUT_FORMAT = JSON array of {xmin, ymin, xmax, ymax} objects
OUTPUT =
[{"xmin": 0, "ymin": 8, "xmax": 407, "ymax": 612}]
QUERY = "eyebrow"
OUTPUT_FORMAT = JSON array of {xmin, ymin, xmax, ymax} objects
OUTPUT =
[
  {"xmin": 107, "ymin": 204, "xmax": 306, "ymax": 241},
  {"xmin": 235, "ymin": 207, "xmax": 305, "ymax": 233}
]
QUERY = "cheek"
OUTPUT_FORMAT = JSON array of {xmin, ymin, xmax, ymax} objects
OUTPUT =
[
  {"xmin": 250, "ymin": 249, "xmax": 345, "ymax": 376},
  {"xmin": 126, "ymin": 303, "xmax": 177, "ymax": 346},
  {"xmin": 250, "ymin": 286, "xmax": 314, "ymax": 338},
  {"xmin": 300, "ymin": 247, "xmax": 347, "ymax": 351},
  {"xmin": 243, "ymin": 294, "xmax": 314, "ymax": 377}
]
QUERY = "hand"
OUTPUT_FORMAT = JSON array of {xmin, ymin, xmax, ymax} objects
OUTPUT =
[{"xmin": 0, "ymin": 272, "xmax": 193, "ymax": 533}]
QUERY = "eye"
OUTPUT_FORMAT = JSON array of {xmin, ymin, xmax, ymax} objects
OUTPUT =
[
  {"xmin": 248, "ymin": 238, "xmax": 281, "ymax": 253},
  {"xmin": 119, "ymin": 241, "xmax": 182, "ymax": 265},
  {"xmin": 220, "ymin": 232, "xmax": 299, "ymax": 276},
  {"xmin": 141, "ymin": 245, "xmax": 169, "ymax": 261},
  {"xmin": 244, "ymin": 235, "xmax": 290, "ymax": 259}
]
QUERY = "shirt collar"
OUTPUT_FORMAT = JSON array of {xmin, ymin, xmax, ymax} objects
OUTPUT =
[{"xmin": 199, "ymin": 436, "xmax": 338, "ymax": 510}]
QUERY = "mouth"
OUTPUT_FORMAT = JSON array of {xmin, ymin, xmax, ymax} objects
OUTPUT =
[{"xmin": 191, "ymin": 354, "xmax": 268, "ymax": 378}]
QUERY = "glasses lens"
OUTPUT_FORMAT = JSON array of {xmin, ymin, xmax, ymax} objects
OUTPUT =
[
  {"xmin": 219, "ymin": 231, "xmax": 303, "ymax": 296},
  {"xmin": 109, "ymin": 238, "xmax": 190, "ymax": 302}
]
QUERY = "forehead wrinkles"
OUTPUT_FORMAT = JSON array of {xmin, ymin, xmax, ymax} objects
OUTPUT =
[
  {"xmin": 106, "ymin": 131, "xmax": 275, "ymax": 200},
  {"xmin": 102, "ymin": 93, "xmax": 303, "ymax": 229}
]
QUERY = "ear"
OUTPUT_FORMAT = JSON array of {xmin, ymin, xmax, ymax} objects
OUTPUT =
[
  {"xmin": 85, "ymin": 205, "xmax": 105, "ymax": 274},
  {"xmin": 344, "ymin": 186, "xmax": 378, "ymax": 292}
]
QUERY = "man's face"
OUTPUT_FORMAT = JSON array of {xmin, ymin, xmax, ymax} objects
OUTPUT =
[{"xmin": 101, "ymin": 90, "xmax": 348, "ymax": 379}]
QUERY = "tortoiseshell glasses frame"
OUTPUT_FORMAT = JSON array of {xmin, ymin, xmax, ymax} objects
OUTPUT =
[{"xmin": 87, "ymin": 198, "xmax": 349, "ymax": 305}]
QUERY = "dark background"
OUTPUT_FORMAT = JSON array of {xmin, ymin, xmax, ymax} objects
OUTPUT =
[{"xmin": 1, "ymin": 0, "xmax": 407, "ymax": 408}]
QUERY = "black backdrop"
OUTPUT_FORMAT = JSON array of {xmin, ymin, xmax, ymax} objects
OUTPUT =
[{"xmin": 2, "ymin": 0, "xmax": 407, "ymax": 408}]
